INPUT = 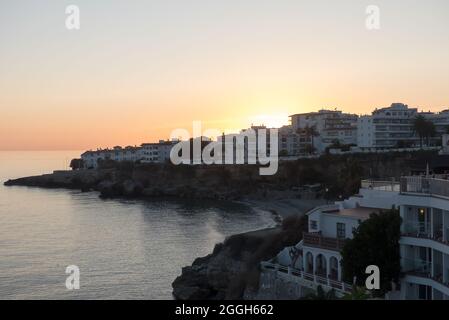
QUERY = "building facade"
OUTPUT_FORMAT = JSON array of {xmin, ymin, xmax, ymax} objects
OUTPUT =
[
  {"xmin": 290, "ymin": 109, "xmax": 358, "ymax": 153},
  {"xmin": 260, "ymin": 174, "xmax": 449, "ymax": 300},
  {"xmin": 357, "ymin": 103, "xmax": 419, "ymax": 149},
  {"xmin": 81, "ymin": 141, "xmax": 176, "ymax": 169}
]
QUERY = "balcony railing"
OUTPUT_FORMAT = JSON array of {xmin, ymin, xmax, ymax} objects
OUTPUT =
[
  {"xmin": 260, "ymin": 261, "xmax": 353, "ymax": 294},
  {"xmin": 303, "ymin": 232, "xmax": 346, "ymax": 251},
  {"xmin": 402, "ymin": 221, "xmax": 432, "ymax": 238},
  {"xmin": 402, "ymin": 258, "xmax": 449, "ymax": 288},
  {"xmin": 400, "ymin": 176, "xmax": 449, "ymax": 199},
  {"xmin": 402, "ymin": 221, "xmax": 449, "ymax": 245},
  {"xmin": 361, "ymin": 179, "xmax": 400, "ymax": 191}
]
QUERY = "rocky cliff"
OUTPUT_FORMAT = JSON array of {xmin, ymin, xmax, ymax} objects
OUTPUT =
[{"xmin": 172, "ymin": 214, "xmax": 307, "ymax": 300}]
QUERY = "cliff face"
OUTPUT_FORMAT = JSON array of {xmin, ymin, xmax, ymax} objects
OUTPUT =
[
  {"xmin": 172, "ymin": 215, "xmax": 307, "ymax": 300},
  {"xmin": 3, "ymin": 151, "xmax": 437, "ymax": 201}
]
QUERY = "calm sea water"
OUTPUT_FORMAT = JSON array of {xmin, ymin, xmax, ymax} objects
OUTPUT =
[{"xmin": 0, "ymin": 151, "xmax": 274, "ymax": 299}]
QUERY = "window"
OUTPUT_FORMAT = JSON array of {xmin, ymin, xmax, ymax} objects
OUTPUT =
[
  {"xmin": 310, "ymin": 220, "xmax": 318, "ymax": 230},
  {"xmin": 337, "ymin": 223, "xmax": 346, "ymax": 239}
]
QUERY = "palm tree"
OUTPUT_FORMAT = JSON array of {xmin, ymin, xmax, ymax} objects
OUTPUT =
[
  {"xmin": 412, "ymin": 115, "xmax": 428, "ymax": 148},
  {"xmin": 303, "ymin": 125, "xmax": 320, "ymax": 152},
  {"xmin": 424, "ymin": 121, "xmax": 436, "ymax": 146}
]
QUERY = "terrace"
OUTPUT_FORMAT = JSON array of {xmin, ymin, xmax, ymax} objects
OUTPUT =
[
  {"xmin": 361, "ymin": 175, "xmax": 449, "ymax": 199},
  {"xmin": 303, "ymin": 232, "xmax": 347, "ymax": 251},
  {"xmin": 260, "ymin": 261, "xmax": 353, "ymax": 296}
]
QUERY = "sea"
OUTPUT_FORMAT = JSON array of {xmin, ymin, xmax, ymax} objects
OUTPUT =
[{"xmin": 0, "ymin": 151, "xmax": 274, "ymax": 299}]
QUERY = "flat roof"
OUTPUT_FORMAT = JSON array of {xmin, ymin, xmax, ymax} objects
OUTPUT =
[{"xmin": 322, "ymin": 206, "xmax": 381, "ymax": 220}]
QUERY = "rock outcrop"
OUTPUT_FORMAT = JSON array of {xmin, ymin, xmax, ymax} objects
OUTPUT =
[{"xmin": 172, "ymin": 214, "xmax": 307, "ymax": 300}]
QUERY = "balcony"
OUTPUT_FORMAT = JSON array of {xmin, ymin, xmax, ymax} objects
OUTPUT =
[
  {"xmin": 402, "ymin": 258, "xmax": 449, "ymax": 289},
  {"xmin": 303, "ymin": 232, "xmax": 347, "ymax": 251},
  {"xmin": 400, "ymin": 176, "xmax": 449, "ymax": 199},
  {"xmin": 361, "ymin": 179, "xmax": 400, "ymax": 192}
]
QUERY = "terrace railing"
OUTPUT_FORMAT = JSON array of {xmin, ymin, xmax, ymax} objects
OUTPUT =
[
  {"xmin": 260, "ymin": 261, "xmax": 353, "ymax": 294},
  {"xmin": 361, "ymin": 179, "xmax": 400, "ymax": 191},
  {"xmin": 400, "ymin": 176, "xmax": 449, "ymax": 199},
  {"xmin": 303, "ymin": 232, "xmax": 346, "ymax": 251},
  {"xmin": 401, "ymin": 258, "xmax": 449, "ymax": 288}
]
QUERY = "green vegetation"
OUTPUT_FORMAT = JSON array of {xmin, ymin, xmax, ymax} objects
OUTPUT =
[
  {"xmin": 341, "ymin": 209, "xmax": 401, "ymax": 296},
  {"xmin": 413, "ymin": 115, "xmax": 437, "ymax": 148},
  {"xmin": 302, "ymin": 286, "xmax": 338, "ymax": 300},
  {"xmin": 69, "ymin": 158, "xmax": 84, "ymax": 170}
]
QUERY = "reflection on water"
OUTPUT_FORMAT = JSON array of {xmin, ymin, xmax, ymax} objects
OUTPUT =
[{"xmin": 0, "ymin": 151, "xmax": 274, "ymax": 299}]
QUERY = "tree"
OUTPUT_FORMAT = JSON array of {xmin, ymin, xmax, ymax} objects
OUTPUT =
[
  {"xmin": 424, "ymin": 120, "xmax": 436, "ymax": 146},
  {"xmin": 304, "ymin": 144, "xmax": 316, "ymax": 155},
  {"xmin": 342, "ymin": 286, "xmax": 371, "ymax": 300},
  {"xmin": 278, "ymin": 149, "xmax": 289, "ymax": 157},
  {"xmin": 413, "ymin": 115, "xmax": 428, "ymax": 148},
  {"xmin": 413, "ymin": 115, "xmax": 436, "ymax": 147},
  {"xmin": 302, "ymin": 286, "xmax": 338, "ymax": 300},
  {"xmin": 303, "ymin": 125, "xmax": 320, "ymax": 151},
  {"xmin": 69, "ymin": 158, "xmax": 84, "ymax": 170},
  {"xmin": 340, "ymin": 209, "xmax": 401, "ymax": 296}
]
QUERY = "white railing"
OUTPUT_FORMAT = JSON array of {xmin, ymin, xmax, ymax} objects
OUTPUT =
[
  {"xmin": 361, "ymin": 179, "xmax": 400, "ymax": 191},
  {"xmin": 260, "ymin": 261, "xmax": 353, "ymax": 294},
  {"xmin": 402, "ymin": 221, "xmax": 432, "ymax": 238},
  {"xmin": 402, "ymin": 258, "xmax": 449, "ymax": 288},
  {"xmin": 303, "ymin": 232, "xmax": 346, "ymax": 251},
  {"xmin": 400, "ymin": 176, "xmax": 449, "ymax": 199}
]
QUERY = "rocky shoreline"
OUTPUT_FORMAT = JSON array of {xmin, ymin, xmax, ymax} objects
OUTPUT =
[
  {"xmin": 3, "ymin": 165, "xmax": 314, "ymax": 300},
  {"xmin": 172, "ymin": 214, "xmax": 307, "ymax": 300}
]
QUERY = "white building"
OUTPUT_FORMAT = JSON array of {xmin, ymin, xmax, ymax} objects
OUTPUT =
[
  {"xmin": 261, "ymin": 174, "xmax": 449, "ymax": 300},
  {"xmin": 357, "ymin": 103, "xmax": 419, "ymax": 149},
  {"xmin": 440, "ymin": 134, "xmax": 449, "ymax": 155},
  {"xmin": 260, "ymin": 186, "xmax": 397, "ymax": 298},
  {"xmin": 278, "ymin": 125, "xmax": 313, "ymax": 157},
  {"xmin": 357, "ymin": 103, "xmax": 449, "ymax": 150},
  {"xmin": 81, "ymin": 146, "xmax": 141, "ymax": 169},
  {"xmin": 140, "ymin": 140, "xmax": 175, "ymax": 164},
  {"xmin": 81, "ymin": 140, "xmax": 176, "ymax": 169},
  {"xmin": 290, "ymin": 109, "xmax": 358, "ymax": 153}
]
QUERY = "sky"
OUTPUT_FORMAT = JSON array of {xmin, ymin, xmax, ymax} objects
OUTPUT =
[{"xmin": 1, "ymin": 0, "xmax": 449, "ymax": 150}]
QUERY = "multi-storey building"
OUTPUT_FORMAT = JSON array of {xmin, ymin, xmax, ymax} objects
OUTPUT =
[
  {"xmin": 290, "ymin": 109, "xmax": 358, "ymax": 153},
  {"xmin": 278, "ymin": 125, "xmax": 312, "ymax": 157},
  {"xmin": 260, "ymin": 173, "xmax": 449, "ymax": 300},
  {"xmin": 259, "ymin": 185, "xmax": 397, "ymax": 298},
  {"xmin": 140, "ymin": 140, "xmax": 175, "ymax": 164},
  {"xmin": 81, "ymin": 146, "xmax": 141, "ymax": 169},
  {"xmin": 357, "ymin": 103, "xmax": 419, "ymax": 149},
  {"xmin": 81, "ymin": 140, "xmax": 176, "ymax": 169},
  {"xmin": 424, "ymin": 109, "xmax": 449, "ymax": 137},
  {"xmin": 218, "ymin": 125, "xmax": 277, "ymax": 163}
]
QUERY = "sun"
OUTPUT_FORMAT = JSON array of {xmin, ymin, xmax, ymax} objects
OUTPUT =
[{"xmin": 248, "ymin": 113, "xmax": 290, "ymax": 129}]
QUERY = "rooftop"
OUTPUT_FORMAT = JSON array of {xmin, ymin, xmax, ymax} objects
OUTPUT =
[{"xmin": 322, "ymin": 206, "xmax": 382, "ymax": 220}]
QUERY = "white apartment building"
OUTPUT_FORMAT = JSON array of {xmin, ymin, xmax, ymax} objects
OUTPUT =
[
  {"xmin": 81, "ymin": 146, "xmax": 141, "ymax": 169},
  {"xmin": 261, "ymin": 170, "xmax": 449, "ymax": 300},
  {"xmin": 140, "ymin": 140, "xmax": 175, "ymax": 164},
  {"xmin": 278, "ymin": 125, "xmax": 312, "ymax": 156},
  {"xmin": 357, "ymin": 103, "xmax": 449, "ymax": 150},
  {"xmin": 218, "ymin": 126, "xmax": 276, "ymax": 163},
  {"xmin": 81, "ymin": 140, "xmax": 176, "ymax": 169},
  {"xmin": 290, "ymin": 109, "xmax": 358, "ymax": 153},
  {"xmin": 260, "ymin": 187, "xmax": 397, "ymax": 298},
  {"xmin": 424, "ymin": 109, "xmax": 449, "ymax": 137},
  {"xmin": 357, "ymin": 103, "xmax": 419, "ymax": 149},
  {"xmin": 440, "ymin": 134, "xmax": 449, "ymax": 155}
]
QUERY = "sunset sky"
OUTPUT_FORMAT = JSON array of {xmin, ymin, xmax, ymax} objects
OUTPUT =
[{"xmin": 1, "ymin": 0, "xmax": 449, "ymax": 150}]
